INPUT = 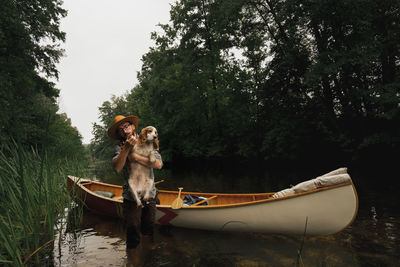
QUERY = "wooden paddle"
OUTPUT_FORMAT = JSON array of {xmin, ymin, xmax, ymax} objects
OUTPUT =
[
  {"xmin": 171, "ymin": 187, "xmax": 184, "ymax": 209},
  {"xmin": 155, "ymin": 179, "xmax": 165, "ymax": 185}
]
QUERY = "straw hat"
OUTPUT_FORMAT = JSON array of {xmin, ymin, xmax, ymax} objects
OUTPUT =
[{"xmin": 107, "ymin": 115, "xmax": 139, "ymax": 140}]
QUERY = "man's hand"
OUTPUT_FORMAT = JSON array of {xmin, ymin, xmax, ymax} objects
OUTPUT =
[
  {"xmin": 114, "ymin": 133, "xmax": 137, "ymax": 173},
  {"xmin": 123, "ymin": 133, "xmax": 137, "ymax": 151}
]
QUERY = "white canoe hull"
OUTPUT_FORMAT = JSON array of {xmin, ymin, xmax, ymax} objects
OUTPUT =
[{"xmin": 155, "ymin": 183, "xmax": 358, "ymax": 235}]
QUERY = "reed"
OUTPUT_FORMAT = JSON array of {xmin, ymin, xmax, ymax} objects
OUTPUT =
[
  {"xmin": 295, "ymin": 217, "xmax": 308, "ymax": 267},
  {"xmin": 0, "ymin": 142, "xmax": 87, "ymax": 266}
]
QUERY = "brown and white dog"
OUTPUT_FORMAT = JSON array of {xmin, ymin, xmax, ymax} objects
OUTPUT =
[{"xmin": 128, "ymin": 126, "xmax": 159, "ymax": 207}]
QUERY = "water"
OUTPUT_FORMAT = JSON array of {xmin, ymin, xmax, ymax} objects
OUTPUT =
[{"xmin": 54, "ymin": 166, "xmax": 400, "ymax": 266}]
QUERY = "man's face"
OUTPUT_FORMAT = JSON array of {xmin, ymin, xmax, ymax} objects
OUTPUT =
[{"xmin": 118, "ymin": 122, "xmax": 135, "ymax": 139}]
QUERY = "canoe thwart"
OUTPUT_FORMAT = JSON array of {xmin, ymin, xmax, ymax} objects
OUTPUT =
[{"xmin": 191, "ymin": 195, "xmax": 218, "ymax": 206}]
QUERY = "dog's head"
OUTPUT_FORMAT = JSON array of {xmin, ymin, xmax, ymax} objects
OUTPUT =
[{"xmin": 138, "ymin": 126, "xmax": 159, "ymax": 150}]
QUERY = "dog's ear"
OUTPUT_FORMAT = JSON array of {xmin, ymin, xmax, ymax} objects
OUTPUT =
[
  {"xmin": 153, "ymin": 139, "xmax": 159, "ymax": 150},
  {"xmin": 154, "ymin": 140, "xmax": 159, "ymax": 150},
  {"xmin": 138, "ymin": 129, "xmax": 147, "ymax": 145}
]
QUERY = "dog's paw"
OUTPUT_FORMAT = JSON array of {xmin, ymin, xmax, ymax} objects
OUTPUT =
[
  {"xmin": 143, "ymin": 193, "xmax": 151, "ymax": 201},
  {"xmin": 136, "ymin": 199, "xmax": 143, "ymax": 207}
]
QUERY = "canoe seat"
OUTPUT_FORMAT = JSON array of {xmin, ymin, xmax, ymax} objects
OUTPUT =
[{"xmin": 93, "ymin": 190, "xmax": 115, "ymax": 198}]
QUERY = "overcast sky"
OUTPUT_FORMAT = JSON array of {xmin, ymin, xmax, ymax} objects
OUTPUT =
[{"xmin": 56, "ymin": 0, "xmax": 175, "ymax": 144}]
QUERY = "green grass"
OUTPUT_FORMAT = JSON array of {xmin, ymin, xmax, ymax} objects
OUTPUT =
[
  {"xmin": 0, "ymin": 142, "xmax": 87, "ymax": 266},
  {"xmin": 296, "ymin": 216, "xmax": 308, "ymax": 267}
]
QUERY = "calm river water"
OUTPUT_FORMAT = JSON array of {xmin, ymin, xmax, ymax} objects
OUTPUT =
[{"xmin": 54, "ymin": 165, "xmax": 400, "ymax": 266}]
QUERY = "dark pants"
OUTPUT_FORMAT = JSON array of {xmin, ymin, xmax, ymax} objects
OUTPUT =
[{"xmin": 123, "ymin": 198, "xmax": 156, "ymax": 249}]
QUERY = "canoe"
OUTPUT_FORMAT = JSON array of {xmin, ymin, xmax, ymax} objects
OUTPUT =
[{"xmin": 67, "ymin": 174, "xmax": 358, "ymax": 235}]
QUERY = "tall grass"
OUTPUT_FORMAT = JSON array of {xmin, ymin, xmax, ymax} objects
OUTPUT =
[
  {"xmin": 296, "ymin": 217, "xmax": 308, "ymax": 267},
  {"xmin": 0, "ymin": 142, "xmax": 87, "ymax": 266}
]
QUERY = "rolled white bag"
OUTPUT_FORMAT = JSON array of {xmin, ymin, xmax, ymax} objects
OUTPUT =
[{"xmin": 271, "ymin": 188, "xmax": 295, "ymax": 198}]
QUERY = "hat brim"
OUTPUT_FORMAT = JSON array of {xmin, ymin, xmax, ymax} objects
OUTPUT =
[{"xmin": 107, "ymin": 116, "xmax": 139, "ymax": 140}]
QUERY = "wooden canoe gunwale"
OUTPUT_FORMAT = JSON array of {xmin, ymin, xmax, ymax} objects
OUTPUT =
[
  {"xmin": 68, "ymin": 176, "xmax": 122, "ymax": 203},
  {"xmin": 157, "ymin": 181, "xmax": 354, "ymax": 209},
  {"xmin": 68, "ymin": 175, "xmax": 354, "ymax": 208}
]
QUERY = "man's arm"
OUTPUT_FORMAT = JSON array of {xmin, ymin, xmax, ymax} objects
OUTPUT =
[
  {"xmin": 129, "ymin": 152, "xmax": 163, "ymax": 170},
  {"xmin": 113, "ymin": 135, "xmax": 137, "ymax": 173},
  {"xmin": 113, "ymin": 146, "xmax": 130, "ymax": 173}
]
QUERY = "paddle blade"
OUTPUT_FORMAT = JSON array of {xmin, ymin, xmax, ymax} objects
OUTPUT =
[
  {"xmin": 171, "ymin": 198, "xmax": 183, "ymax": 209},
  {"xmin": 171, "ymin": 187, "xmax": 184, "ymax": 209}
]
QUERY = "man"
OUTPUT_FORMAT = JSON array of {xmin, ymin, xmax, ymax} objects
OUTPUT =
[{"xmin": 108, "ymin": 115, "xmax": 162, "ymax": 249}]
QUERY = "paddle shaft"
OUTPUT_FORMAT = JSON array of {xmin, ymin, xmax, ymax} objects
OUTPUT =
[{"xmin": 177, "ymin": 187, "xmax": 183, "ymax": 198}]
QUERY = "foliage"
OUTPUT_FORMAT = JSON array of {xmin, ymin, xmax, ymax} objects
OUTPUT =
[
  {"xmin": 0, "ymin": 143, "xmax": 87, "ymax": 266},
  {"xmin": 91, "ymin": 0, "xmax": 400, "ymax": 167},
  {"xmin": 0, "ymin": 0, "xmax": 85, "ymax": 158},
  {"xmin": 0, "ymin": 0, "xmax": 67, "ymax": 148}
]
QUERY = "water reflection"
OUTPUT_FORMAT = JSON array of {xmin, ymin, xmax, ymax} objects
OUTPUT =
[
  {"xmin": 56, "ymin": 209, "xmax": 365, "ymax": 266},
  {"xmin": 56, "ymin": 168, "xmax": 400, "ymax": 266}
]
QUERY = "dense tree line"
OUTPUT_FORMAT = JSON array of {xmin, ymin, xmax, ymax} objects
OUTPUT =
[
  {"xmin": 92, "ymin": 0, "xmax": 399, "ymax": 169},
  {"xmin": 0, "ymin": 0, "xmax": 86, "ymax": 159}
]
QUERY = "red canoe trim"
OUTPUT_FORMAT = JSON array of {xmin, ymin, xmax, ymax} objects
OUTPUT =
[{"xmin": 157, "ymin": 208, "xmax": 178, "ymax": 225}]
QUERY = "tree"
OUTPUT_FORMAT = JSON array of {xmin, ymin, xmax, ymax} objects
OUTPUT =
[{"xmin": 0, "ymin": 0, "xmax": 66, "ymax": 147}]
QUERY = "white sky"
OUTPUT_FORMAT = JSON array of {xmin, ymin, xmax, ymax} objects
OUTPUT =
[{"xmin": 56, "ymin": 0, "xmax": 175, "ymax": 144}]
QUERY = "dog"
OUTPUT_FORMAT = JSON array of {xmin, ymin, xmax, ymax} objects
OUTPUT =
[{"xmin": 128, "ymin": 126, "xmax": 159, "ymax": 207}]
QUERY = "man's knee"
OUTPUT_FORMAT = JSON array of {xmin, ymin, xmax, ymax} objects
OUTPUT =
[{"xmin": 123, "ymin": 199, "xmax": 142, "ymax": 228}]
